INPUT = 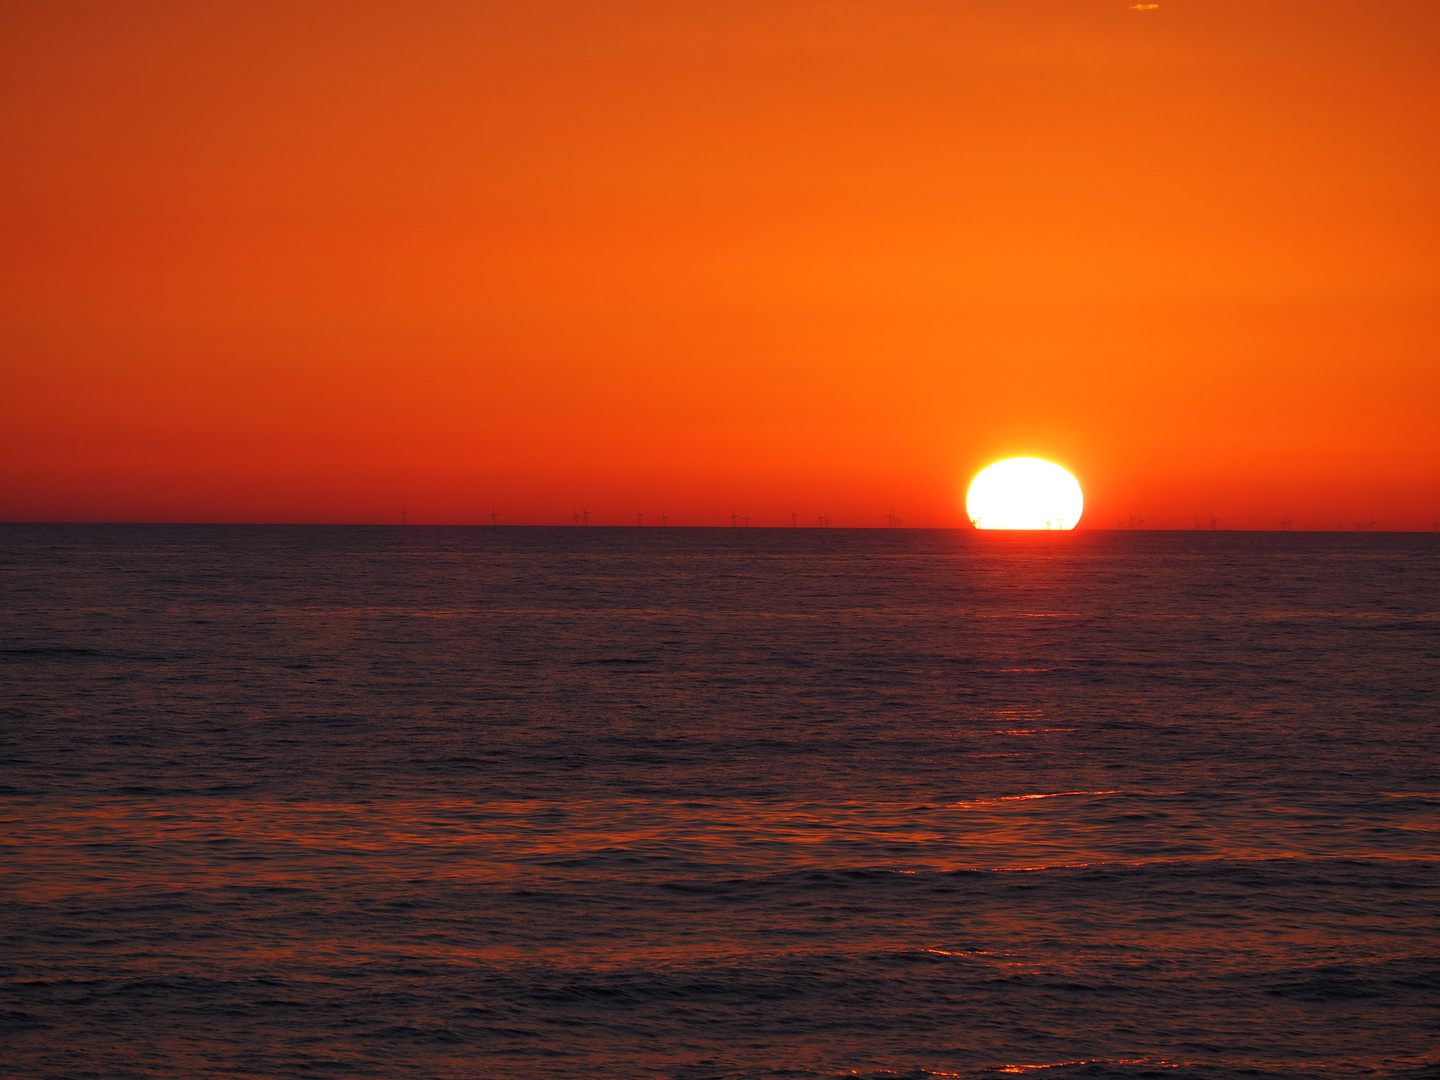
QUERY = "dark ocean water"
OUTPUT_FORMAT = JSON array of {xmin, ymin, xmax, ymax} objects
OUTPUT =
[{"xmin": 2, "ymin": 525, "xmax": 1438, "ymax": 1079}]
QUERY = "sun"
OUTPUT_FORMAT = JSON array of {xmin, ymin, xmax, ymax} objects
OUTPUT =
[{"xmin": 966, "ymin": 458, "xmax": 1083, "ymax": 530}]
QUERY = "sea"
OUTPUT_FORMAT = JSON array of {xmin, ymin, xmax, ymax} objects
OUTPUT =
[{"xmin": 1, "ymin": 525, "xmax": 1437, "ymax": 1079}]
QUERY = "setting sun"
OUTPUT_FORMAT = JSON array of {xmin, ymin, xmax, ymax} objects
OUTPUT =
[{"xmin": 966, "ymin": 458, "xmax": 1083, "ymax": 530}]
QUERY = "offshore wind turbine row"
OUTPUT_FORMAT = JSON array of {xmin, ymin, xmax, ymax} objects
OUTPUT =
[
  {"xmin": 396, "ymin": 509, "xmax": 1431, "ymax": 530},
  {"xmin": 396, "ymin": 509, "xmax": 857, "ymax": 526}
]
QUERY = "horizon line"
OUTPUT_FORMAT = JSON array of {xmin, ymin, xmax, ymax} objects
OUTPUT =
[{"xmin": 2, "ymin": 521, "xmax": 1436, "ymax": 534}]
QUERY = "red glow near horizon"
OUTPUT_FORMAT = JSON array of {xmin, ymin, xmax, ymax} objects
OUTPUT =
[{"xmin": 2, "ymin": 2, "xmax": 1438, "ymax": 528}]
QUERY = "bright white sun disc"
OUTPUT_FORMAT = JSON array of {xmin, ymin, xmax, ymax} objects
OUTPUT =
[{"xmin": 966, "ymin": 458, "xmax": 1083, "ymax": 530}]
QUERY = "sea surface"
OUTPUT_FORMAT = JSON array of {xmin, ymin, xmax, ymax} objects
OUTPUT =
[{"xmin": 2, "ymin": 525, "xmax": 1438, "ymax": 1079}]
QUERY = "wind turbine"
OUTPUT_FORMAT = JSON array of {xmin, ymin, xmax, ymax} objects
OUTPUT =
[
  {"xmin": 885, "ymin": 513, "xmax": 903, "ymax": 528},
  {"xmin": 1209, "ymin": 511, "xmax": 1219, "ymax": 531},
  {"xmin": 572, "ymin": 510, "xmax": 580, "ymax": 526},
  {"xmin": 401, "ymin": 508, "xmax": 407, "ymax": 526},
  {"xmin": 731, "ymin": 510, "xmax": 739, "ymax": 527},
  {"xmin": 636, "ymin": 511, "xmax": 644, "ymax": 526},
  {"xmin": 582, "ymin": 509, "xmax": 591, "ymax": 526},
  {"xmin": 791, "ymin": 510, "xmax": 799, "ymax": 527},
  {"xmin": 490, "ymin": 509, "xmax": 499, "ymax": 526},
  {"xmin": 1280, "ymin": 517, "xmax": 1294, "ymax": 531},
  {"xmin": 742, "ymin": 512, "xmax": 751, "ymax": 527},
  {"xmin": 661, "ymin": 510, "xmax": 669, "ymax": 526}
]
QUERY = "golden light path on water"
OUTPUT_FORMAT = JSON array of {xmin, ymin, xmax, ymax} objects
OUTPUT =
[{"xmin": 967, "ymin": 458, "xmax": 1083, "ymax": 530}]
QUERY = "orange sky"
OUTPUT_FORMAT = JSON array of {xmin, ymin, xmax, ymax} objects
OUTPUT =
[{"xmin": 2, "ymin": 1, "xmax": 1438, "ymax": 528}]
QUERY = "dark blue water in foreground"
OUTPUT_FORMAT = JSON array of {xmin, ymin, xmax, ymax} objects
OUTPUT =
[{"xmin": 2, "ymin": 526, "xmax": 1438, "ymax": 1079}]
